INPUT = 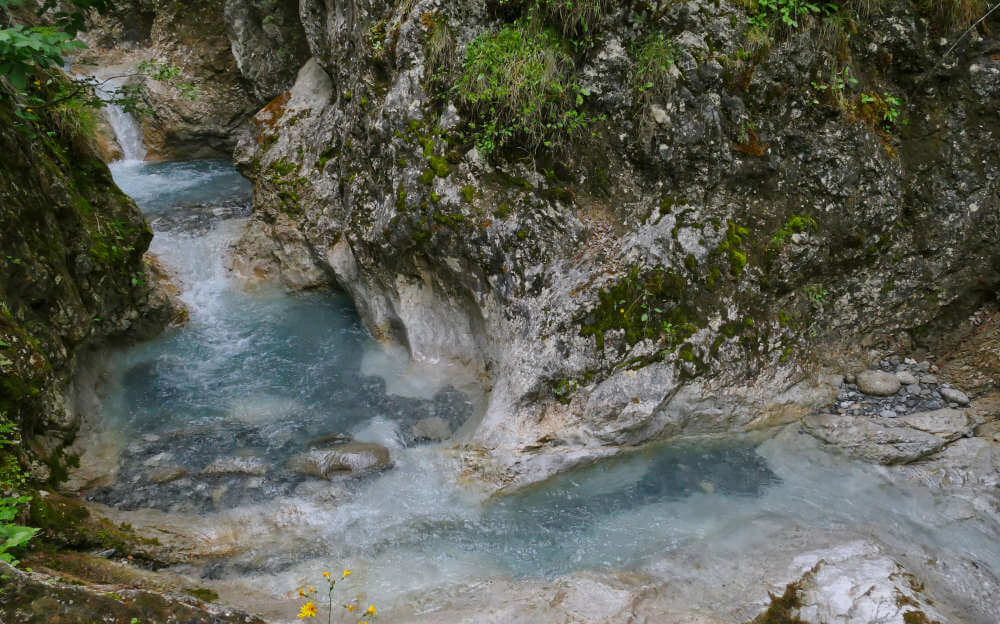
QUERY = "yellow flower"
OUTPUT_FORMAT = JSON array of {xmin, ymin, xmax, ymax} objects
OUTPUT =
[
  {"xmin": 343, "ymin": 569, "xmax": 351, "ymax": 577},
  {"xmin": 322, "ymin": 571, "xmax": 331, "ymax": 578},
  {"xmin": 308, "ymin": 586, "xmax": 315, "ymax": 593},
  {"xmin": 366, "ymin": 605, "xmax": 376, "ymax": 615},
  {"xmin": 298, "ymin": 589, "xmax": 305, "ymax": 597},
  {"xmin": 619, "ymin": 308, "xmax": 624, "ymax": 314},
  {"xmin": 298, "ymin": 601, "xmax": 317, "ymax": 619},
  {"xmin": 346, "ymin": 605, "xmax": 356, "ymax": 612},
  {"xmin": 33, "ymin": 80, "xmax": 40, "ymax": 86}
]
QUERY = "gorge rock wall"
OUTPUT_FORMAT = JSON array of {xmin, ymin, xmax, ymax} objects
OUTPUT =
[
  {"xmin": 0, "ymin": 79, "xmax": 179, "ymax": 482},
  {"xmin": 217, "ymin": 0, "xmax": 1000, "ymax": 487}
]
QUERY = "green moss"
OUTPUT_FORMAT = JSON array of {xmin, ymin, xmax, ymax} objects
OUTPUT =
[
  {"xmin": 316, "ymin": 146, "xmax": 337, "ymax": 170},
  {"xmin": 678, "ymin": 344, "xmax": 695, "ymax": 362},
  {"xmin": 493, "ymin": 202, "xmax": 511, "ymax": 218},
  {"xmin": 461, "ymin": 185, "xmax": 477, "ymax": 202},
  {"xmin": 420, "ymin": 169, "xmax": 436, "ymax": 185},
  {"xmin": 902, "ymin": 611, "xmax": 940, "ymax": 624},
  {"xmin": 768, "ymin": 214, "xmax": 817, "ymax": 255},
  {"xmin": 29, "ymin": 494, "xmax": 160, "ymax": 556},
  {"xmin": 747, "ymin": 582, "xmax": 806, "ymax": 624},
  {"xmin": 433, "ymin": 212, "xmax": 465, "ymax": 228},
  {"xmin": 777, "ymin": 310, "xmax": 793, "ymax": 327},
  {"xmin": 578, "ymin": 265, "xmax": 700, "ymax": 352},
  {"xmin": 428, "ymin": 154, "xmax": 451, "ymax": 177},
  {"xmin": 395, "ymin": 189, "xmax": 408, "ymax": 212},
  {"xmin": 184, "ymin": 587, "xmax": 219, "ymax": 603},
  {"xmin": 706, "ymin": 266, "xmax": 722, "ymax": 290},
  {"xmin": 716, "ymin": 220, "xmax": 751, "ymax": 276}
]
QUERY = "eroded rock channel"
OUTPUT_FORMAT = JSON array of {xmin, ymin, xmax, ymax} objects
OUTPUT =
[{"xmin": 3, "ymin": 0, "xmax": 1000, "ymax": 623}]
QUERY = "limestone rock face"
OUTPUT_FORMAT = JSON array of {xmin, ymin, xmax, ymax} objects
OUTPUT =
[
  {"xmin": 789, "ymin": 542, "xmax": 947, "ymax": 624},
  {"xmin": 214, "ymin": 0, "xmax": 1000, "ymax": 488},
  {"xmin": 223, "ymin": 0, "xmax": 311, "ymax": 102}
]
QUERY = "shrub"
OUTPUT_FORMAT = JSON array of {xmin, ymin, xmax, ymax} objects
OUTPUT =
[{"xmin": 454, "ymin": 23, "xmax": 595, "ymax": 156}]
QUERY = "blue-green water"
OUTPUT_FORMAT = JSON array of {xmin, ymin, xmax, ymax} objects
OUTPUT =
[{"xmin": 88, "ymin": 159, "xmax": 1000, "ymax": 622}]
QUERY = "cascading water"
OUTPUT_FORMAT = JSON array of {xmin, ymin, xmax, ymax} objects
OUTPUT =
[
  {"xmin": 96, "ymin": 77, "xmax": 147, "ymax": 163},
  {"xmin": 78, "ymin": 103, "xmax": 1000, "ymax": 623}
]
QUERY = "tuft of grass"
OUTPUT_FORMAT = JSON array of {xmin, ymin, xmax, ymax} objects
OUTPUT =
[
  {"xmin": 631, "ymin": 33, "xmax": 676, "ymax": 105},
  {"xmin": 497, "ymin": 0, "xmax": 611, "ymax": 36},
  {"xmin": 422, "ymin": 11, "xmax": 455, "ymax": 84},
  {"xmin": 453, "ymin": 22, "xmax": 597, "ymax": 156},
  {"xmin": 532, "ymin": 0, "xmax": 611, "ymax": 36},
  {"xmin": 918, "ymin": 0, "xmax": 987, "ymax": 30}
]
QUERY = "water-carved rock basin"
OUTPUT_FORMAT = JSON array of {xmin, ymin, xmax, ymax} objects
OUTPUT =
[{"xmin": 64, "ymin": 159, "xmax": 1000, "ymax": 624}]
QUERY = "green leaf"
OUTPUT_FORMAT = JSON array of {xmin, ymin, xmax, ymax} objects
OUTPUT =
[{"xmin": 7, "ymin": 64, "xmax": 27, "ymax": 90}]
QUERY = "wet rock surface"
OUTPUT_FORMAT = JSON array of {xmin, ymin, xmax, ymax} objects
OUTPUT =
[
  {"xmin": 287, "ymin": 442, "xmax": 393, "ymax": 478},
  {"xmin": 803, "ymin": 357, "xmax": 983, "ymax": 464},
  {"xmin": 86, "ymin": 380, "xmax": 472, "ymax": 512},
  {"xmin": 0, "ymin": 561, "xmax": 264, "ymax": 624}
]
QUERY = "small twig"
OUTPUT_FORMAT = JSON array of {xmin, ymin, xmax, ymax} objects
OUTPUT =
[
  {"xmin": 24, "ymin": 72, "xmax": 147, "ymax": 110},
  {"xmin": 941, "ymin": 2, "xmax": 1000, "ymax": 61}
]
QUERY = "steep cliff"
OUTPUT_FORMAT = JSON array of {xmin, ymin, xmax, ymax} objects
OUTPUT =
[
  {"xmin": 0, "ymin": 82, "xmax": 179, "ymax": 483},
  {"xmin": 222, "ymin": 0, "xmax": 1000, "ymax": 487}
]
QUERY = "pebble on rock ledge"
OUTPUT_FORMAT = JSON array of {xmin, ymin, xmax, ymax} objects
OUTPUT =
[
  {"xmin": 856, "ymin": 370, "xmax": 901, "ymax": 396},
  {"xmin": 939, "ymin": 386, "xmax": 971, "ymax": 406}
]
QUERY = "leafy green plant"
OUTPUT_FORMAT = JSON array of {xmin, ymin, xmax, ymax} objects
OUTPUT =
[
  {"xmin": 748, "ymin": 0, "xmax": 838, "ymax": 28},
  {"xmin": 810, "ymin": 66, "xmax": 857, "ymax": 108},
  {"xmin": 0, "ymin": 23, "xmax": 84, "ymax": 91},
  {"xmin": 1, "ymin": 0, "xmax": 196, "ymax": 127},
  {"xmin": 0, "ymin": 413, "xmax": 36, "ymax": 566},
  {"xmin": 453, "ymin": 22, "xmax": 598, "ymax": 156},
  {"xmin": 857, "ymin": 91, "xmax": 903, "ymax": 128},
  {"xmin": 0, "ymin": 496, "xmax": 36, "ymax": 564},
  {"xmin": 803, "ymin": 284, "xmax": 828, "ymax": 305}
]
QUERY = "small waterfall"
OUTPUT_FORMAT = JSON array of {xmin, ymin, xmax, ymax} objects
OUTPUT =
[{"xmin": 96, "ymin": 78, "xmax": 147, "ymax": 163}]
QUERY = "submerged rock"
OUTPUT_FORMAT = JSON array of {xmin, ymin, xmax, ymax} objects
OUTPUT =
[
  {"xmin": 148, "ymin": 465, "xmax": 189, "ymax": 484},
  {"xmin": 410, "ymin": 416, "xmax": 453, "ymax": 442},
  {"xmin": 287, "ymin": 442, "xmax": 392, "ymax": 479},
  {"xmin": 200, "ymin": 456, "xmax": 269, "ymax": 477}
]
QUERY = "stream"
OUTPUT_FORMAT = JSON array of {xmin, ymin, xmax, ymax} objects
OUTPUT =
[{"xmin": 72, "ymin": 124, "xmax": 1000, "ymax": 622}]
